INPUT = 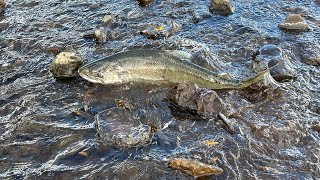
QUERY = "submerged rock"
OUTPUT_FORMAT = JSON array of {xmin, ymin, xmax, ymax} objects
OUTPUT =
[
  {"xmin": 279, "ymin": 14, "xmax": 310, "ymax": 31},
  {"xmin": 303, "ymin": 52, "xmax": 320, "ymax": 66},
  {"xmin": 0, "ymin": 0, "xmax": 6, "ymax": 14},
  {"xmin": 167, "ymin": 158, "xmax": 223, "ymax": 178},
  {"xmin": 173, "ymin": 82, "xmax": 224, "ymax": 115},
  {"xmin": 209, "ymin": 0, "xmax": 234, "ymax": 16},
  {"xmin": 102, "ymin": 15, "xmax": 114, "ymax": 24},
  {"xmin": 253, "ymin": 44, "xmax": 297, "ymax": 82},
  {"xmin": 50, "ymin": 52, "xmax": 83, "ymax": 78},
  {"xmin": 140, "ymin": 21, "xmax": 181, "ymax": 39},
  {"xmin": 137, "ymin": 0, "xmax": 154, "ymax": 6},
  {"xmin": 95, "ymin": 107, "xmax": 152, "ymax": 148}
]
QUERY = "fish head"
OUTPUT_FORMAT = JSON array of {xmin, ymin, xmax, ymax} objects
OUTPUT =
[{"xmin": 78, "ymin": 61, "xmax": 126, "ymax": 84}]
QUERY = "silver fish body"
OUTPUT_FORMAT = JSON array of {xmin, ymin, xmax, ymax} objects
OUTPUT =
[{"xmin": 78, "ymin": 50, "xmax": 272, "ymax": 89}]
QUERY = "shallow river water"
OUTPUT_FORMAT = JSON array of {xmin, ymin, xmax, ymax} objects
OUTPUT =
[{"xmin": 0, "ymin": 0, "xmax": 319, "ymax": 179}]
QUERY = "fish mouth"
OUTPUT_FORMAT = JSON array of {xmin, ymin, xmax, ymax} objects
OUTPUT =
[{"xmin": 78, "ymin": 68, "xmax": 104, "ymax": 84}]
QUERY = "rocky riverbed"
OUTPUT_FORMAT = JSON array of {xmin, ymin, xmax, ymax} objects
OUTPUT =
[{"xmin": 0, "ymin": 0, "xmax": 319, "ymax": 179}]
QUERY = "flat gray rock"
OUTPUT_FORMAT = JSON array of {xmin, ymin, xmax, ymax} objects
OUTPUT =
[{"xmin": 95, "ymin": 107, "xmax": 152, "ymax": 148}]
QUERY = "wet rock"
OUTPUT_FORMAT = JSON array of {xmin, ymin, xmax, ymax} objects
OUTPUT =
[
  {"xmin": 50, "ymin": 52, "xmax": 83, "ymax": 78},
  {"xmin": 140, "ymin": 21, "xmax": 181, "ymax": 39},
  {"xmin": 44, "ymin": 47, "xmax": 61, "ymax": 55},
  {"xmin": 173, "ymin": 82, "xmax": 199, "ymax": 110},
  {"xmin": 253, "ymin": 44, "xmax": 297, "ymax": 82},
  {"xmin": 137, "ymin": 0, "xmax": 154, "ymax": 6},
  {"xmin": 95, "ymin": 107, "xmax": 152, "ymax": 148},
  {"xmin": 155, "ymin": 129, "xmax": 178, "ymax": 149},
  {"xmin": 209, "ymin": 0, "xmax": 234, "ymax": 16},
  {"xmin": 311, "ymin": 122, "xmax": 320, "ymax": 133},
  {"xmin": 167, "ymin": 158, "xmax": 223, "ymax": 178},
  {"xmin": 83, "ymin": 29, "xmax": 111, "ymax": 44},
  {"xmin": 0, "ymin": 22, "xmax": 8, "ymax": 32},
  {"xmin": 102, "ymin": 15, "xmax": 114, "ymax": 24},
  {"xmin": 173, "ymin": 82, "xmax": 224, "ymax": 115},
  {"xmin": 197, "ymin": 89, "xmax": 224, "ymax": 115},
  {"xmin": 0, "ymin": 0, "xmax": 6, "ymax": 14},
  {"xmin": 279, "ymin": 14, "xmax": 310, "ymax": 31},
  {"xmin": 303, "ymin": 53, "xmax": 320, "ymax": 66},
  {"xmin": 94, "ymin": 29, "xmax": 107, "ymax": 43}
]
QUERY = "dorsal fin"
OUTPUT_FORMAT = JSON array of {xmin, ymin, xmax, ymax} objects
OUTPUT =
[
  {"xmin": 218, "ymin": 73, "xmax": 232, "ymax": 80},
  {"xmin": 165, "ymin": 50, "xmax": 193, "ymax": 62}
]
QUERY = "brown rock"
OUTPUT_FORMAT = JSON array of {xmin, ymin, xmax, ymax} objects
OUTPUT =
[
  {"xmin": 303, "ymin": 54, "xmax": 320, "ymax": 66},
  {"xmin": 0, "ymin": 0, "xmax": 6, "ymax": 13},
  {"xmin": 173, "ymin": 82, "xmax": 224, "ymax": 115},
  {"xmin": 174, "ymin": 82, "xmax": 199, "ymax": 110},
  {"xmin": 196, "ymin": 89, "xmax": 223, "ymax": 114},
  {"xmin": 50, "ymin": 52, "xmax": 83, "ymax": 78},
  {"xmin": 279, "ymin": 14, "xmax": 309, "ymax": 31},
  {"xmin": 209, "ymin": 0, "xmax": 234, "ymax": 16},
  {"xmin": 167, "ymin": 158, "xmax": 223, "ymax": 178},
  {"xmin": 137, "ymin": 0, "xmax": 154, "ymax": 6}
]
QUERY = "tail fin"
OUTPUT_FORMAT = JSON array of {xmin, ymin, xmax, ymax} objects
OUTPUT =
[{"xmin": 240, "ymin": 65, "xmax": 280, "ymax": 88}]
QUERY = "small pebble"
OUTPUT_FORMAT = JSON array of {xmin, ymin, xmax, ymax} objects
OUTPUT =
[{"xmin": 94, "ymin": 29, "xmax": 107, "ymax": 43}]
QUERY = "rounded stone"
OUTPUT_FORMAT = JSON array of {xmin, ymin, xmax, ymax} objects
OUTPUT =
[
  {"xmin": 279, "ymin": 14, "xmax": 309, "ymax": 31},
  {"xmin": 94, "ymin": 29, "xmax": 107, "ymax": 43},
  {"xmin": 209, "ymin": 0, "xmax": 234, "ymax": 16},
  {"xmin": 50, "ymin": 52, "xmax": 83, "ymax": 78}
]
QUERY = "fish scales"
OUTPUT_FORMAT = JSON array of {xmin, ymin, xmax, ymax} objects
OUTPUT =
[{"xmin": 78, "ymin": 50, "xmax": 274, "ymax": 89}]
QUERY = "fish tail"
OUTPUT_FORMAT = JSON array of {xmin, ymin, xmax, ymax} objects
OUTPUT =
[{"xmin": 240, "ymin": 65, "xmax": 278, "ymax": 88}]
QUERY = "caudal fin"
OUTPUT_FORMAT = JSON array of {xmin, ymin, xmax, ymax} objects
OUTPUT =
[{"xmin": 240, "ymin": 65, "xmax": 280, "ymax": 88}]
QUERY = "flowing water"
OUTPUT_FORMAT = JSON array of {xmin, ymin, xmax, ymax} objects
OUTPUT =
[{"xmin": 0, "ymin": 0, "xmax": 319, "ymax": 179}]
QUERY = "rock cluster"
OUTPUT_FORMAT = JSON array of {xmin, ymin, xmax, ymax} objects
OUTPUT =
[{"xmin": 50, "ymin": 52, "xmax": 83, "ymax": 78}]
